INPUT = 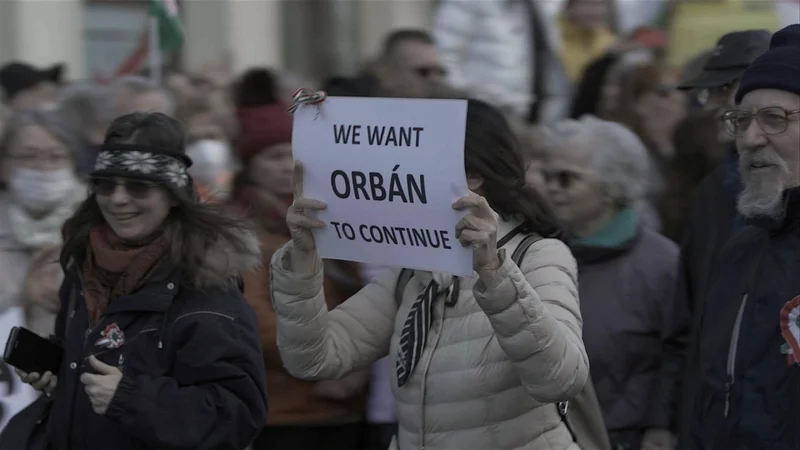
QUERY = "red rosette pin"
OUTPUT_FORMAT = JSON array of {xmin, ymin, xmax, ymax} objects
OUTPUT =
[{"xmin": 780, "ymin": 296, "xmax": 800, "ymax": 366}]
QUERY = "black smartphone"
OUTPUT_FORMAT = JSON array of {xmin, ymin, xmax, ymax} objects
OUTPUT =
[{"xmin": 3, "ymin": 326, "xmax": 64, "ymax": 375}]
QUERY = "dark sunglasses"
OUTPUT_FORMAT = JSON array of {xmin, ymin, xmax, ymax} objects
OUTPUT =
[
  {"xmin": 413, "ymin": 66, "xmax": 447, "ymax": 79},
  {"xmin": 90, "ymin": 177, "xmax": 158, "ymax": 199},
  {"xmin": 542, "ymin": 169, "xmax": 583, "ymax": 189},
  {"xmin": 653, "ymin": 84, "xmax": 677, "ymax": 98}
]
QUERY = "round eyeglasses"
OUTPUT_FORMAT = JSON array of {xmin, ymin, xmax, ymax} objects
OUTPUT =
[{"xmin": 721, "ymin": 107, "xmax": 800, "ymax": 137}]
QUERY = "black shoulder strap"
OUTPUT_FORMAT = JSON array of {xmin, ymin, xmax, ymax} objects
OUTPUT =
[
  {"xmin": 510, "ymin": 235, "xmax": 574, "ymax": 436},
  {"xmin": 522, "ymin": 0, "xmax": 548, "ymax": 122},
  {"xmin": 394, "ymin": 269, "xmax": 415, "ymax": 305},
  {"xmin": 395, "ymin": 231, "xmax": 543, "ymax": 304},
  {"xmin": 511, "ymin": 234, "xmax": 543, "ymax": 267}
]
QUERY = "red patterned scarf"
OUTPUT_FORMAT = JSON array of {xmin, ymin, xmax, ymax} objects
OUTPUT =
[{"xmin": 82, "ymin": 226, "xmax": 168, "ymax": 323}]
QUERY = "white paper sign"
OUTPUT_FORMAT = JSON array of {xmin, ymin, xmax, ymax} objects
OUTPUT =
[
  {"xmin": 0, "ymin": 307, "xmax": 38, "ymax": 433},
  {"xmin": 292, "ymin": 96, "xmax": 473, "ymax": 276}
]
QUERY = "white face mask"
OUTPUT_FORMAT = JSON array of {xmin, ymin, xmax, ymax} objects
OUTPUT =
[
  {"xmin": 8, "ymin": 168, "xmax": 78, "ymax": 213},
  {"xmin": 187, "ymin": 140, "xmax": 233, "ymax": 177},
  {"xmin": 187, "ymin": 140, "xmax": 234, "ymax": 199}
]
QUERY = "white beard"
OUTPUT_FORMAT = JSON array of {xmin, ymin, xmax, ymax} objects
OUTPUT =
[
  {"xmin": 737, "ymin": 146, "xmax": 791, "ymax": 219},
  {"xmin": 737, "ymin": 177, "xmax": 785, "ymax": 218}
]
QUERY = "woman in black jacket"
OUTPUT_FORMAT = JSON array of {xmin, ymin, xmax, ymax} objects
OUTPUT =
[{"xmin": 18, "ymin": 111, "xmax": 268, "ymax": 450}]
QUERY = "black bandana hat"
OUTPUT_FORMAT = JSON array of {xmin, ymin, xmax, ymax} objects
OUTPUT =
[{"xmin": 90, "ymin": 144, "xmax": 195, "ymax": 196}]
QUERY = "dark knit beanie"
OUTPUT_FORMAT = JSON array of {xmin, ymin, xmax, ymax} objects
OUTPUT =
[{"xmin": 735, "ymin": 24, "xmax": 800, "ymax": 104}]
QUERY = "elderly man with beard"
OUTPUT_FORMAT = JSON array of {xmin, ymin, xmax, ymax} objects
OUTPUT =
[
  {"xmin": 641, "ymin": 30, "xmax": 772, "ymax": 450},
  {"xmin": 685, "ymin": 24, "xmax": 800, "ymax": 450}
]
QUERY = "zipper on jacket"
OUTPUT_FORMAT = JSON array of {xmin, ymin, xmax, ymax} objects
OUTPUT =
[{"xmin": 724, "ymin": 293, "xmax": 748, "ymax": 418}]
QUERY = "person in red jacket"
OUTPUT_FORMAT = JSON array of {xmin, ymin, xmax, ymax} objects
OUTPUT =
[{"xmin": 231, "ymin": 68, "xmax": 369, "ymax": 450}]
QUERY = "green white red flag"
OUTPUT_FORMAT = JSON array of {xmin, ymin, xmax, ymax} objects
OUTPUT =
[{"xmin": 150, "ymin": 0, "xmax": 183, "ymax": 53}]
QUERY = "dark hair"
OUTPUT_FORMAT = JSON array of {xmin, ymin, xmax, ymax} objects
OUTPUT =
[
  {"xmin": 382, "ymin": 29, "xmax": 434, "ymax": 58},
  {"xmin": 321, "ymin": 76, "xmax": 379, "ymax": 97},
  {"xmin": 569, "ymin": 53, "xmax": 619, "ymax": 118},
  {"xmin": 611, "ymin": 62, "xmax": 686, "ymax": 152},
  {"xmin": 658, "ymin": 111, "xmax": 726, "ymax": 241},
  {"xmin": 233, "ymin": 68, "xmax": 280, "ymax": 108},
  {"xmin": 465, "ymin": 99, "xmax": 562, "ymax": 238},
  {"xmin": 506, "ymin": 114, "xmax": 545, "ymax": 163},
  {"xmin": 60, "ymin": 112, "xmax": 258, "ymax": 286}
]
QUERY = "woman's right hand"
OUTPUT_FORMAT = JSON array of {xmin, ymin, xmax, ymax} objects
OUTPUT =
[
  {"xmin": 15, "ymin": 369, "xmax": 57, "ymax": 395},
  {"xmin": 286, "ymin": 161, "xmax": 327, "ymax": 270}
]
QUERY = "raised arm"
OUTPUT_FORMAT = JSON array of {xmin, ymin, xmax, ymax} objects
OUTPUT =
[
  {"xmin": 473, "ymin": 238, "xmax": 589, "ymax": 403},
  {"xmin": 270, "ymin": 242, "xmax": 400, "ymax": 380}
]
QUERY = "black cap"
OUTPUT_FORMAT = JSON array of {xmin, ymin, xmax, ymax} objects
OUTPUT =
[
  {"xmin": 678, "ymin": 30, "xmax": 772, "ymax": 90},
  {"xmin": 0, "ymin": 62, "xmax": 64, "ymax": 101}
]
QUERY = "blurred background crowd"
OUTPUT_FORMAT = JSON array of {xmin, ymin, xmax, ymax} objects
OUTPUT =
[{"xmin": 0, "ymin": 0, "xmax": 799, "ymax": 449}]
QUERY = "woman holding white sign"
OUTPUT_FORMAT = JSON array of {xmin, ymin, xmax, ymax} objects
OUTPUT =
[{"xmin": 270, "ymin": 99, "xmax": 590, "ymax": 450}]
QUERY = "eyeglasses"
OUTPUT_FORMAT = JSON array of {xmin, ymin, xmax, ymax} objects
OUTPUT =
[
  {"xmin": 721, "ymin": 107, "xmax": 800, "ymax": 137},
  {"xmin": 542, "ymin": 169, "xmax": 584, "ymax": 189},
  {"xmin": 413, "ymin": 66, "xmax": 447, "ymax": 79},
  {"xmin": 653, "ymin": 84, "xmax": 677, "ymax": 98},
  {"xmin": 90, "ymin": 177, "xmax": 158, "ymax": 199}
]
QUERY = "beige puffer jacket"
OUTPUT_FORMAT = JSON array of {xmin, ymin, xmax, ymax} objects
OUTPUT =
[{"xmin": 270, "ymin": 220, "xmax": 589, "ymax": 450}]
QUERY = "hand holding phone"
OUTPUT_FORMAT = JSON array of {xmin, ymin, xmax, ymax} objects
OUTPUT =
[
  {"xmin": 16, "ymin": 369, "xmax": 57, "ymax": 395},
  {"xmin": 4, "ymin": 326, "xmax": 64, "ymax": 376}
]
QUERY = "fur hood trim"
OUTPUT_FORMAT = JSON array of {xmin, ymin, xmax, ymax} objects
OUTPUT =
[{"xmin": 192, "ymin": 228, "xmax": 262, "ymax": 288}]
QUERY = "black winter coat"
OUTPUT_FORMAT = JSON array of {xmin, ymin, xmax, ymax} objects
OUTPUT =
[
  {"xmin": 645, "ymin": 147, "xmax": 744, "ymax": 442},
  {"xmin": 689, "ymin": 187, "xmax": 800, "ymax": 449},
  {"xmin": 46, "ymin": 234, "xmax": 268, "ymax": 450}
]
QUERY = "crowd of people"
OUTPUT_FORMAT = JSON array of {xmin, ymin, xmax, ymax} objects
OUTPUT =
[{"xmin": 0, "ymin": 0, "xmax": 799, "ymax": 449}]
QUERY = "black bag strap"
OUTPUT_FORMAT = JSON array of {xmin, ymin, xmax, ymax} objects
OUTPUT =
[
  {"xmin": 510, "ymin": 234, "xmax": 542, "ymax": 267},
  {"xmin": 394, "ymin": 269, "xmax": 415, "ymax": 305},
  {"xmin": 521, "ymin": 0, "xmax": 549, "ymax": 123},
  {"xmin": 509, "ymin": 235, "xmax": 574, "ymax": 437},
  {"xmin": 395, "ymin": 233, "xmax": 577, "ymax": 440},
  {"xmin": 394, "ymin": 224, "xmax": 535, "ymax": 304}
]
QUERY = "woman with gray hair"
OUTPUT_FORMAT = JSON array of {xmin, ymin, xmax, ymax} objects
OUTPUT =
[
  {"xmin": 0, "ymin": 109, "xmax": 86, "ymax": 338},
  {"xmin": 56, "ymin": 82, "xmax": 115, "ymax": 176},
  {"xmin": 538, "ymin": 115, "xmax": 680, "ymax": 450}
]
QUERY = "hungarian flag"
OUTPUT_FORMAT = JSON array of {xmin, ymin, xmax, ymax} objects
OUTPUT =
[
  {"xmin": 93, "ymin": 0, "xmax": 182, "ymax": 81},
  {"xmin": 150, "ymin": 0, "xmax": 184, "ymax": 53}
]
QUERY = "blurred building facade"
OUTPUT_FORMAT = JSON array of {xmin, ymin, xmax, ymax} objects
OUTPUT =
[
  {"xmin": 1, "ymin": 0, "xmax": 797, "ymax": 84},
  {"xmin": 0, "ymin": 0, "xmax": 435, "ymax": 82}
]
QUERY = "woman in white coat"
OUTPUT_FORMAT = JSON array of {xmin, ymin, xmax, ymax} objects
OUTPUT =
[{"xmin": 270, "ymin": 99, "xmax": 590, "ymax": 450}]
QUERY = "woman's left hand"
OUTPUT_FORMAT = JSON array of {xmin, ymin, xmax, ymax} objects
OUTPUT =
[
  {"xmin": 80, "ymin": 355, "xmax": 123, "ymax": 415},
  {"xmin": 453, "ymin": 192, "xmax": 502, "ymax": 276}
]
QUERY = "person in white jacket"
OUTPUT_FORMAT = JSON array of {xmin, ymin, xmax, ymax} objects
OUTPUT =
[
  {"xmin": 269, "ymin": 99, "xmax": 590, "ymax": 450},
  {"xmin": 433, "ymin": 0, "xmax": 570, "ymax": 122}
]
